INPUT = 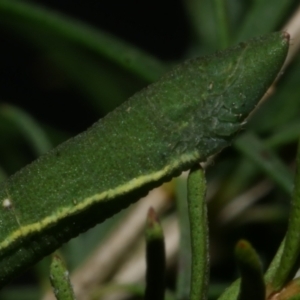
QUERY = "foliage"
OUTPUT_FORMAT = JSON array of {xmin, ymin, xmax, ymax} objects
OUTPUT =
[{"xmin": 0, "ymin": 1, "xmax": 299, "ymax": 299}]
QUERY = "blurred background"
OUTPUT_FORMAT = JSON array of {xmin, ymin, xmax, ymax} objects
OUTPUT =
[{"xmin": 0, "ymin": 1, "xmax": 299, "ymax": 299}]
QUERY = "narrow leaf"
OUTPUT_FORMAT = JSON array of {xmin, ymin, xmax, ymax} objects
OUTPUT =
[
  {"xmin": 50, "ymin": 254, "xmax": 75, "ymax": 300},
  {"xmin": 187, "ymin": 165, "xmax": 209, "ymax": 300},
  {"xmin": 175, "ymin": 177, "xmax": 192, "ymax": 300},
  {"xmin": 235, "ymin": 240, "xmax": 265, "ymax": 300},
  {"xmin": 269, "ymin": 139, "xmax": 300, "ymax": 292}
]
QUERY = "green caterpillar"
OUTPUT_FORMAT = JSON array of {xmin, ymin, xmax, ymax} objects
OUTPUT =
[{"xmin": 0, "ymin": 32, "xmax": 289, "ymax": 287}]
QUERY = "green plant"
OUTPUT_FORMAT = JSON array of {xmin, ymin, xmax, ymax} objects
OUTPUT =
[{"xmin": 0, "ymin": 1, "xmax": 299, "ymax": 300}]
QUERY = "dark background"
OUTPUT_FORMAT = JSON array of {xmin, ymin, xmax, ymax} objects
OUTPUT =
[{"xmin": 0, "ymin": 0, "xmax": 190, "ymax": 133}]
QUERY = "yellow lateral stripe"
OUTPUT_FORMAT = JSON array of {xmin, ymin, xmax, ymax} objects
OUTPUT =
[{"xmin": 0, "ymin": 152, "xmax": 200, "ymax": 251}]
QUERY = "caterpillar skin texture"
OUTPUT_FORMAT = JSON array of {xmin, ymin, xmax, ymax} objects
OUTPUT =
[{"xmin": 0, "ymin": 32, "xmax": 289, "ymax": 286}]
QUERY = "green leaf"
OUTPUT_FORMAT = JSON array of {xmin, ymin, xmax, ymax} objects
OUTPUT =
[
  {"xmin": 268, "ymin": 139, "xmax": 300, "ymax": 292},
  {"xmin": 175, "ymin": 176, "xmax": 192, "ymax": 300},
  {"xmin": 49, "ymin": 254, "xmax": 75, "ymax": 300},
  {"xmin": 235, "ymin": 240, "xmax": 265, "ymax": 300},
  {"xmin": 187, "ymin": 165, "xmax": 209, "ymax": 300},
  {"xmin": 248, "ymin": 57, "xmax": 300, "ymax": 133},
  {"xmin": 0, "ymin": 32, "xmax": 289, "ymax": 287}
]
